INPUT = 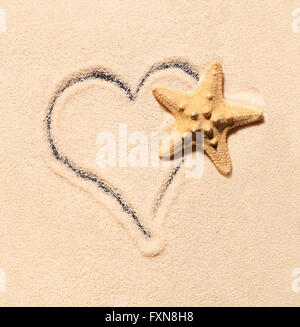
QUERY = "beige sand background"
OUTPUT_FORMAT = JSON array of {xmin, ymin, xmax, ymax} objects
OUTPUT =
[{"xmin": 0, "ymin": 0, "xmax": 300, "ymax": 306}]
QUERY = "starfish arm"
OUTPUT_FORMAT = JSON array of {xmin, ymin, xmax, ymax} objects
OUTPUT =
[
  {"xmin": 152, "ymin": 85, "xmax": 188, "ymax": 116},
  {"xmin": 159, "ymin": 127, "xmax": 183, "ymax": 158},
  {"xmin": 194, "ymin": 60, "xmax": 224, "ymax": 100},
  {"xmin": 204, "ymin": 129, "xmax": 232, "ymax": 174},
  {"xmin": 224, "ymin": 102, "xmax": 263, "ymax": 128}
]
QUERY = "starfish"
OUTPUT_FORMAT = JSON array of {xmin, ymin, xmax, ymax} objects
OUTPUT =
[{"xmin": 152, "ymin": 60, "xmax": 264, "ymax": 174}]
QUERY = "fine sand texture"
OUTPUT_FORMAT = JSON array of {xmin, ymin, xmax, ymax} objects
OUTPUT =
[{"xmin": 0, "ymin": 0, "xmax": 300, "ymax": 306}]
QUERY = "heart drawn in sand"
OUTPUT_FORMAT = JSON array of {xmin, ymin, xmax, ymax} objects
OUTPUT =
[{"xmin": 45, "ymin": 59, "xmax": 199, "ymax": 256}]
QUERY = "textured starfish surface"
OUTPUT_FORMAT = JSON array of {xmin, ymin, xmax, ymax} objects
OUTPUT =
[{"xmin": 152, "ymin": 60, "xmax": 264, "ymax": 174}]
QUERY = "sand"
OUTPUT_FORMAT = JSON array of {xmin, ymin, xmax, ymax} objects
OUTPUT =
[{"xmin": 0, "ymin": 0, "xmax": 300, "ymax": 306}]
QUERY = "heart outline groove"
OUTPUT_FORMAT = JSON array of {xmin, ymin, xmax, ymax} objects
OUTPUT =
[{"xmin": 45, "ymin": 59, "xmax": 199, "ymax": 256}]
